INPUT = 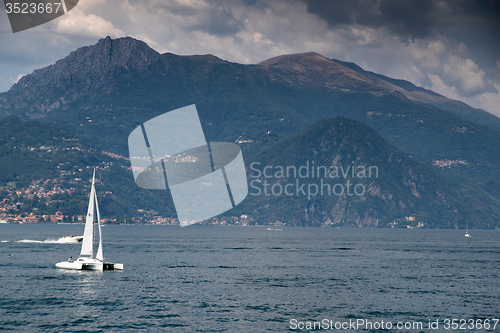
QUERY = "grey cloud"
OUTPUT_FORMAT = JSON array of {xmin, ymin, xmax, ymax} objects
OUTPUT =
[
  {"xmin": 301, "ymin": 0, "xmax": 441, "ymax": 38},
  {"xmin": 301, "ymin": 0, "xmax": 500, "ymax": 70},
  {"xmin": 302, "ymin": 0, "xmax": 500, "ymax": 38},
  {"xmin": 142, "ymin": 0, "xmax": 245, "ymax": 37},
  {"xmin": 243, "ymin": 0, "xmax": 258, "ymax": 6},
  {"xmin": 301, "ymin": 0, "xmax": 499, "ymax": 58},
  {"xmin": 189, "ymin": 6, "xmax": 244, "ymax": 36}
]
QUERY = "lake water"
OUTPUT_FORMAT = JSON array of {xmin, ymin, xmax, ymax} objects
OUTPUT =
[{"xmin": 0, "ymin": 224, "xmax": 499, "ymax": 332}]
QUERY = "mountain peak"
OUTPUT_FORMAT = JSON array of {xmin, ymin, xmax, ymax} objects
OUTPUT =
[
  {"xmin": 85, "ymin": 36, "xmax": 161, "ymax": 68},
  {"xmin": 258, "ymin": 52, "xmax": 330, "ymax": 68},
  {"xmin": 1, "ymin": 37, "xmax": 498, "ymax": 134},
  {"xmin": 46, "ymin": 36, "xmax": 161, "ymax": 77},
  {"xmin": 258, "ymin": 52, "xmax": 349, "ymax": 75},
  {"xmin": 246, "ymin": 116, "xmax": 465, "ymax": 228},
  {"xmin": 258, "ymin": 52, "xmax": 374, "ymax": 88},
  {"xmin": 13, "ymin": 36, "xmax": 161, "ymax": 92},
  {"xmin": 1, "ymin": 37, "xmax": 163, "ymax": 117}
]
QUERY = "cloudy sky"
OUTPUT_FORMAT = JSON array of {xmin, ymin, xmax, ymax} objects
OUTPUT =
[{"xmin": 1, "ymin": 0, "xmax": 499, "ymax": 115}]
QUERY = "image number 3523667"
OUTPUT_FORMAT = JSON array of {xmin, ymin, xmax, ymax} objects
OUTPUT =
[{"xmin": 3, "ymin": 0, "xmax": 79, "ymax": 33}]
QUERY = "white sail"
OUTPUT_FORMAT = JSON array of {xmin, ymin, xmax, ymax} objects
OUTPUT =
[
  {"xmin": 80, "ymin": 171, "xmax": 96, "ymax": 257},
  {"xmin": 95, "ymin": 188, "xmax": 104, "ymax": 262}
]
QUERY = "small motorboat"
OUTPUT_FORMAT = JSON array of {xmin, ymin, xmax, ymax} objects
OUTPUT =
[{"xmin": 57, "ymin": 235, "xmax": 83, "ymax": 243}]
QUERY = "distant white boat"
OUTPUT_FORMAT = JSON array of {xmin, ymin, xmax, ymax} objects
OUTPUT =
[
  {"xmin": 56, "ymin": 170, "xmax": 123, "ymax": 271},
  {"xmin": 57, "ymin": 235, "xmax": 83, "ymax": 243},
  {"xmin": 465, "ymin": 223, "xmax": 471, "ymax": 238}
]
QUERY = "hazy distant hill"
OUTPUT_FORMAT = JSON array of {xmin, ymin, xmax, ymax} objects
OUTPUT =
[
  {"xmin": 236, "ymin": 117, "xmax": 500, "ymax": 228},
  {"xmin": 329, "ymin": 58, "xmax": 500, "ymax": 131},
  {"xmin": 1, "ymin": 37, "xmax": 500, "ymax": 227},
  {"xmin": 2, "ymin": 115, "xmax": 498, "ymax": 228}
]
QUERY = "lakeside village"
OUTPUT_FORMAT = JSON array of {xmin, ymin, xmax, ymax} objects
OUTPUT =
[
  {"xmin": 0, "ymin": 144, "xmax": 254, "ymax": 226},
  {"xmin": 0, "ymin": 178, "xmax": 253, "ymax": 226},
  {"xmin": 0, "ymin": 172, "xmax": 253, "ymax": 226},
  {"xmin": 0, "ymin": 175, "xmax": 425, "ymax": 229}
]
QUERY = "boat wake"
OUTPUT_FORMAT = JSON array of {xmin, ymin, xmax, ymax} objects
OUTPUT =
[{"xmin": 18, "ymin": 239, "xmax": 78, "ymax": 244}]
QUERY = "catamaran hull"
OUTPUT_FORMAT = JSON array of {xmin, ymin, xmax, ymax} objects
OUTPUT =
[
  {"xmin": 104, "ymin": 262, "xmax": 124, "ymax": 270},
  {"xmin": 55, "ymin": 260, "xmax": 123, "ymax": 271},
  {"xmin": 56, "ymin": 261, "xmax": 82, "ymax": 270},
  {"xmin": 55, "ymin": 260, "xmax": 102, "ymax": 270}
]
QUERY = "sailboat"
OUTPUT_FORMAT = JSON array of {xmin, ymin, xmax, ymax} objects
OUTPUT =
[
  {"xmin": 56, "ymin": 170, "xmax": 123, "ymax": 271},
  {"xmin": 465, "ymin": 223, "xmax": 471, "ymax": 238}
]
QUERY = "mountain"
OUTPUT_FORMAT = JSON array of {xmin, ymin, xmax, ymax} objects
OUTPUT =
[
  {"xmin": 1, "ymin": 36, "xmax": 500, "ymax": 227},
  {"xmin": 1, "ymin": 38, "xmax": 499, "ymax": 182},
  {"xmin": 2, "ymin": 115, "xmax": 498, "ymax": 229},
  {"xmin": 255, "ymin": 53, "xmax": 500, "ymax": 189},
  {"xmin": 234, "ymin": 117, "xmax": 500, "ymax": 228},
  {"xmin": 330, "ymin": 58, "xmax": 500, "ymax": 131},
  {"xmin": 257, "ymin": 52, "xmax": 500, "ymax": 131},
  {"xmin": 0, "ymin": 37, "xmax": 161, "ymax": 118}
]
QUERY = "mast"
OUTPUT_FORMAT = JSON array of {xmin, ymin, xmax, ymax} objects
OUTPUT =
[
  {"xmin": 95, "ymin": 180, "xmax": 104, "ymax": 262},
  {"xmin": 80, "ymin": 169, "xmax": 96, "ymax": 257}
]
